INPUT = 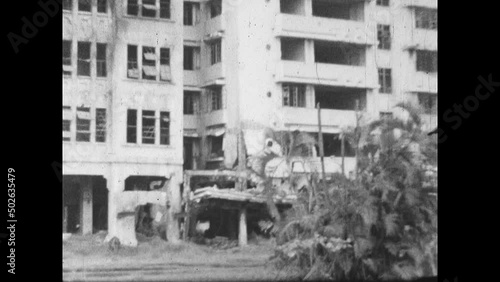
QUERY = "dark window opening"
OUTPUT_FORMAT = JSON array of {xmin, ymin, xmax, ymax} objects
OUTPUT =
[
  {"xmin": 127, "ymin": 109, "xmax": 137, "ymax": 143},
  {"xmin": 160, "ymin": 112, "xmax": 170, "ymax": 145},
  {"xmin": 142, "ymin": 46, "xmax": 157, "ymax": 80},
  {"xmin": 63, "ymin": 0, "xmax": 72, "ymax": 11},
  {"xmin": 63, "ymin": 106, "xmax": 71, "ymax": 141},
  {"xmin": 416, "ymin": 50, "xmax": 437, "ymax": 73},
  {"xmin": 380, "ymin": 112, "xmax": 393, "ymax": 120},
  {"xmin": 416, "ymin": 8, "xmax": 437, "ymax": 30},
  {"xmin": 281, "ymin": 38, "xmax": 305, "ymax": 61},
  {"xmin": 142, "ymin": 0, "xmax": 157, "ymax": 18},
  {"xmin": 378, "ymin": 68, "xmax": 392, "ymax": 94},
  {"xmin": 127, "ymin": 0, "xmax": 139, "ymax": 16},
  {"xmin": 96, "ymin": 43, "xmax": 107, "ymax": 77},
  {"xmin": 314, "ymin": 41, "xmax": 364, "ymax": 66},
  {"xmin": 96, "ymin": 108, "xmax": 106, "ymax": 143},
  {"xmin": 160, "ymin": 48, "xmax": 171, "ymax": 81},
  {"xmin": 184, "ymin": 91, "xmax": 199, "ymax": 115},
  {"xmin": 76, "ymin": 107, "xmax": 91, "ymax": 142},
  {"xmin": 210, "ymin": 39, "xmax": 222, "ymax": 65},
  {"xmin": 78, "ymin": 0, "xmax": 91, "ymax": 12},
  {"xmin": 315, "ymin": 87, "xmax": 366, "ymax": 110},
  {"xmin": 142, "ymin": 110, "xmax": 156, "ymax": 144},
  {"xmin": 312, "ymin": 0, "xmax": 351, "ymax": 20},
  {"xmin": 184, "ymin": 2, "xmax": 199, "ymax": 25},
  {"xmin": 282, "ymin": 84, "xmax": 306, "ymax": 107},
  {"xmin": 63, "ymin": 40, "xmax": 72, "ymax": 75},
  {"xmin": 209, "ymin": 0, "xmax": 222, "ymax": 18},
  {"xmin": 160, "ymin": 0, "xmax": 171, "ymax": 19},
  {"xmin": 97, "ymin": 0, "xmax": 107, "ymax": 13},
  {"xmin": 377, "ymin": 24, "xmax": 391, "ymax": 50},
  {"xmin": 280, "ymin": 0, "xmax": 304, "ymax": 15},
  {"xmin": 207, "ymin": 87, "xmax": 223, "ymax": 111},
  {"xmin": 418, "ymin": 93, "xmax": 437, "ymax": 114},
  {"xmin": 320, "ymin": 133, "xmax": 355, "ymax": 157},
  {"xmin": 127, "ymin": 45, "xmax": 139, "ymax": 79},
  {"xmin": 184, "ymin": 46, "xmax": 194, "ymax": 70},
  {"xmin": 209, "ymin": 135, "xmax": 224, "ymax": 159},
  {"xmin": 376, "ymin": 0, "xmax": 389, "ymax": 7},
  {"xmin": 77, "ymin": 41, "xmax": 91, "ymax": 76}
]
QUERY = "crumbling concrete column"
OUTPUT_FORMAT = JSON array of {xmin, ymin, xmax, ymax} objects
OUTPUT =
[
  {"xmin": 238, "ymin": 207, "xmax": 248, "ymax": 247},
  {"xmin": 80, "ymin": 177, "xmax": 93, "ymax": 235}
]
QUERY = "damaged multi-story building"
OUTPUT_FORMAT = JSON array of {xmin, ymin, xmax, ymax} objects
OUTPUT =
[{"xmin": 62, "ymin": 0, "xmax": 437, "ymax": 246}]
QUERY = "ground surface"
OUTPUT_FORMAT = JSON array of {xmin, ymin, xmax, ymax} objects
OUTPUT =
[{"xmin": 63, "ymin": 232, "xmax": 292, "ymax": 281}]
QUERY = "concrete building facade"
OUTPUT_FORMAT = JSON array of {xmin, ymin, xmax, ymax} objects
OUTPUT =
[{"xmin": 62, "ymin": 0, "xmax": 437, "ymax": 245}]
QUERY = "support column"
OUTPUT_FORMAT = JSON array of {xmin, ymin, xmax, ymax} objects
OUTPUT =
[
  {"xmin": 80, "ymin": 177, "xmax": 93, "ymax": 235},
  {"xmin": 166, "ymin": 171, "xmax": 182, "ymax": 243},
  {"xmin": 238, "ymin": 207, "xmax": 248, "ymax": 247}
]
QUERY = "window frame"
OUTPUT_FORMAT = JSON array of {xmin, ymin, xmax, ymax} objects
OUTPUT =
[
  {"xmin": 76, "ymin": 107, "xmax": 91, "ymax": 142},
  {"xmin": 210, "ymin": 39, "xmax": 222, "ymax": 65},
  {"xmin": 63, "ymin": 106, "xmax": 72, "ymax": 142},
  {"xmin": 377, "ymin": 24, "xmax": 391, "ymax": 50},
  {"xmin": 96, "ymin": 43, "xmax": 107, "ymax": 77},
  {"xmin": 160, "ymin": 111, "xmax": 170, "ymax": 145},
  {"xmin": 127, "ymin": 109, "xmax": 138, "ymax": 144},
  {"xmin": 378, "ymin": 68, "xmax": 392, "ymax": 94},
  {"xmin": 97, "ymin": 0, "xmax": 107, "ymax": 14},
  {"xmin": 416, "ymin": 50, "xmax": 438, "ymax": 73},
  {"xmin": 63, "ymin": 0, "xmax": 73, "ymax": 11},
  {"xmin": 376, "ymin": 0, "xmax": 389, "ymax": 7},
  {"xmin": 141, "ymin": 110, "xmax": 156, "ymax": 145},
  {"xmin": 95, "ymin": 108, "xmax": 107, "ymax": 143},
  {"xmin": 282, "ymin": 84, "xmax": 306, "ymax": 107},
  {"xmin": 78, "ymin": 0, "xmax": 92, "ymax": 13},
  {"xmin": 77, "ymin": 41, "xmax": 91, "ymax": 77},
  {"xmin": 63, "ymin": 40, "xmax": 72, "ymax": 76},
  {"xmin": 126, "ymin": 0, "xmax": 171, "ymax": 19}
]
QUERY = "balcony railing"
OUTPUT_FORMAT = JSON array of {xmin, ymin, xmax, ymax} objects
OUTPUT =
[
  {"xmin": 276, "ymin": 61, "xmax": 377, "ymax": 88},
  {"xmin": 275, "ymin": 14, "xmax": 376, "ymax": 45}
]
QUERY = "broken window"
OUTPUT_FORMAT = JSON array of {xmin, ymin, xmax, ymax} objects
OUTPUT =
[
  {"xmin": 160, "ymin": 112, "xmax": 170, "ymax": 145},
  {"xmin": 127, "ymin": 45, "xmax": 139, "ymax": 79},
  {"xmin": 78, "ymin": 0, "xmax": 91, "ymax": 12},
  {"xmin": 160, "ymin": 48, "xmax": 171, "ymax": 81},
  {"xmin": 63, "ymin": 0, "xmax": 72, "ymax": 11},
  {"xmin": 63, "ymin": 40, "xmax": 72, "ymax": 75},
  {"xmin": 127, "ymin": 109, "xmax": 137, "ymax": 143},
  {"xmin": 280, "ymin": 0, "xmax": 304, "ymax": 15},
  {"xmin": 416, "ymin": 50, "xmax": 437, "ymax": 73},
  {"xmin": 142, "ymin": 0, "xmax": 156, "ymax": 18},
  {"xmin": 315, "ymin": 86, "xmax": 366, "ymax": 110},
  {"xmin": 210, "ymin": 39, "xmax": 222, "ymax": 65},
  {"xmin": 378, "ymin": 68, "xmax": 392, "ymax": 94},
  {"xmin": 127, "ymin": 0, "xmax": 139, "ymax": 16},
  {"xmin": 184, "ymin": 91, "xmax": 200, "ymax": 115},
  {"xmin": 160, "ymin": 0, "xmax": 171, "ymax": 19},
  {"xmin": 312, "ymin": 0, "xmax": 351, "ymax": 20},
  {"xmin": 209, "ymin": 0, "xmax": 222, "ymax": 18},
  {"xmin": 418, "ymin": 93, "xmax": 437, "ymax": 114},
  {"xmin": 63, "ymin": 106, "xmax": 72, "ymax": 141},
  {"xmin": 184, "ymin": 2, "xmax": 200, "ymax": 25},
  {"xmin": 97, "ymin": 0, "xmax": 107, "ymax": 13},
  {"xmin": 380, "ymin": 112, "xmax": 393, "ymax": 120},
  {"xmin": 142, "ymin": 46, "xmax": 157, "ymax": 80},
  {"xmin": 377, "ymin": 24, "xmax": 391, "ymax": 50},
  {"xmin": 281, "ymin": 38, "xmax": 305, "ymax": 62},
  {"xmin": 142, "ymin": 110, "xmax": 156, "ymax": 144},
  {"xmin": 282, "ymin": 84, "xmax": 306, "ymax": 107},
  {"xmin": 314, "ymin": 41, "xmax": 364, "ymax": 66},
  {"xmin": 207, "ymin": 87, "xmax": 223, "ymax": 111},
  {"xmin": 96, "ymin": 43, "xmax": 107, "ymax": 77},
  {"xmin": 376, "ymin": 0, "xmax": 389, "ymax": 7},
  {"xmin": 77, "ymin": 42, "xmax": 91, "ymax": 76},
  {"xmin": 76, "ymin": 107, "xmax": 91, "ymax": 142},
  {"xmin": 415, "ymin": 8, "xmax": 437, "ymax": 30},
  {"xmin": 96, "ymin": 108, "xmax": 106, "ymax": 143}
]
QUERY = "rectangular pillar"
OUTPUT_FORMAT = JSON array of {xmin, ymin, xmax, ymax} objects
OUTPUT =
[
  {"xmin": 80, "ymin": 177, "xmax": 93, "ymax": 235},
  {"xmin": 238, "ymin": 207, "xmax": 247, "ymax": 246}
]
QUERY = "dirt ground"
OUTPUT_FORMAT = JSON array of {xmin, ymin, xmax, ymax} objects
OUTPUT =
[{"xmin": 63, "ymin": 232, "xmax": 295, "ymax": 281}]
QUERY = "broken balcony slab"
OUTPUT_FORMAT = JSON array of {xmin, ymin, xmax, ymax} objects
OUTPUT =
[{"xmin": 191, "ymin": 186, "xmax": 297, "ymax": 205}]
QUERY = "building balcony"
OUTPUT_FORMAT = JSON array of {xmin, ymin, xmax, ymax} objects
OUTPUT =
[
  {"xmin": 275, "ymin": 14, "xmax": 376, "ymax": 45},
  {"xmin": 184, "ymin": 114, "xmax": 199, "ymax": 130},
  {"xmin": 401, "ymin": 0, "xmax": 437, "ymax": 9},
  {"xmin": 204, "ymin": 15, "xmax": 225, "ymax": 40},
  {"xmin": 409, "ymin": 71, "xmax": 438, "ymax": 93},
  {"xmin": 184, "ymin": 25, "xmax": 201, "ymax": 43},
  {"xmin": 405, "ymin": 28, "xmax": 437, "ymax": 51},
  {"xmin": 201, "ymin": 63, "xmax": 225, "ymax": 86},
  {"xmin": 183, "ymin": 70, "xmax": 201, "ymax": 87},
  {"xmin": 204, "ymin": 109, "xmax": 228, "ymax": 127},
  {"xmin": 280, "ymin": 107, "xmax": 357, "ymax": 133},
  {"xmin": 276, "ymin": 61, "xmax": 377, "ymax": 88}
]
